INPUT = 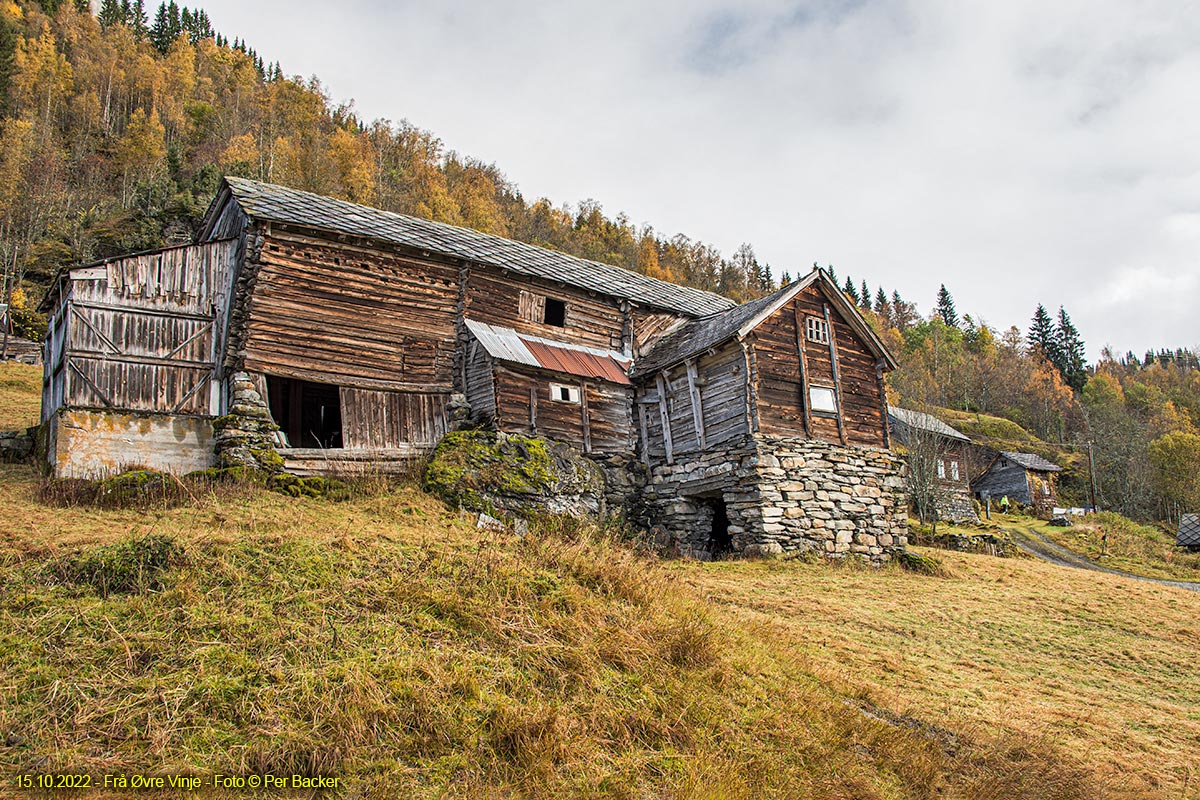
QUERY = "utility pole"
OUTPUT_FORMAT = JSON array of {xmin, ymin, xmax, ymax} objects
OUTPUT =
[{"xmin": 1087, "ymin": 440, "xmax": 1099, "ymax": 514}]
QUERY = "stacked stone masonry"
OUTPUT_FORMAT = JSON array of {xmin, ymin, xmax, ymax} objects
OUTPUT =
[{"xmin": 641, "ymin": 435, "xmax": 907, "ymax": 564}]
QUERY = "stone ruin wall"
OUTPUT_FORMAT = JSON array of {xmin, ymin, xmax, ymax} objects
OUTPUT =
[{"xmin": 640, "ymin": 436, "xmax": 908, "ymax": 564}]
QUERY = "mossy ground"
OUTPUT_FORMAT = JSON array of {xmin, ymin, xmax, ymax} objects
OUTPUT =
[{"xmin": 0, "ymin": 462, "xmax": 1110, "ymax": 799}]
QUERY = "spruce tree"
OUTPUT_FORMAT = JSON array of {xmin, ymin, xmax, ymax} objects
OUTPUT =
[
  {"xmin": 131, "ymin": 0, "xmax": 148, "ymax": 39},
  {"xmin": 935, "ymin": 284, "xmax": 959, "ymax": 327},
  {"xmin": 1028, "ymin": 303, "xmax": 1058, "ymax": 364},
  {"xmin": 843, "ymin": 276, "xmax": 859, "ymax": 304},
  {"xmin": 1055, "ymin": 306, "xmax": 1087, "ymax": 391},
  {"xmin": 860, "ymin": 280, "xmax": 871, "ymax": 311},
  {"xmin": 99, "ymin": 0, "xmax": 124, "ymax": 27},
  {"xmin": 873, "ymin": 287, "xmax": 888, "ymax": 314}
]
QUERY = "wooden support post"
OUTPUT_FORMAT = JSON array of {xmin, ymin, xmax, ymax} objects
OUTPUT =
[
  {"xmin": 580, "ymin": 382, "xmax": 591, "ymax": 454},
  {"xmin": 876, "ymin": 360, "xmax": 891, "ymax": 449},
  {"xmin": 529, "ymin": 386, "xmax": 537, "ymax": 434},
  {"xmin": 685, "ymin": 359, "xmax": 706, "ymax": 450},
  {"xmin": 793, "ymin": 303, "xmax": 812, "ymax": 438},
  {"xmin": 638, "ymin": 402, "xmax": 650, "ymax": 466},
  {"xmin": 744, "ymin": 339, "xmax": 761, "ymax": 434},
  {"xmin": 656, "ymin": 372, "xmax": 674, "ymax": 464},
  {"xmin": 823, "ymin": 304, "xmax": 847, "ymax": 445}
]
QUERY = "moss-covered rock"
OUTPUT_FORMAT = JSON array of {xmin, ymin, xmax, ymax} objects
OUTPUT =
[
  {"xmin": 266, "ymin": 472, "xmax": 350, "ymax": 501},
  {"xmin": 423, "ymin": 431, "xmax": 606, "ymax": 520}
]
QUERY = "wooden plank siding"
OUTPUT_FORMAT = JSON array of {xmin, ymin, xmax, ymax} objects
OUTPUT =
[
  {"xmin": 44, "ymin": 240, "xmax": 240, "ymax": 419},
  {"xmin": 753, "ymin": 285, "xmax": 886, "ymax": 447},
  {"xmin": 492, "ymin": 364, "xmax": 633, "ymax": 453},
  {"xmin": 340, "ymin": 388, "xmax": 449, "ymax": 449},
  {"xmin": 243, "ymin": 229, "xmax": 460, "ymax": 389},
  {"xmin": 637, "ymin": 341, "xmax": 748, "ymax": 463},
  {"xmin": 465, "ymin": 271, "xmax": 627, "ymax": 353}
]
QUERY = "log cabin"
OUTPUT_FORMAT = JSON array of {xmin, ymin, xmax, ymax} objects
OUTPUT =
[
  {"xmin": 972, "ymin": 451, "xmax": 1062, "ymax": 515},
  {"xmin": 888, "ymin": 407, "xmax": 978, "ymax": 523},
  {"xmin": 39, "ymin": 178, "xmax": 907, "ymax": 561}
]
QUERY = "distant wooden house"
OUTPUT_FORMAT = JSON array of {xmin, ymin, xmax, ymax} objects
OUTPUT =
[
  {"xmin": 1178, "ymin": 515, "xmax": 1200, "ymax": 550},
  {"xmin": 39, "ymin": 178, "xmax": 908, "ymax": 562},
  {"xmin": 888, "ymin": 407, "xmax": 978, "ymax": 522},
  {"xmin": 972, "ymin": 451, "xmax": 1062, "ymax": 514}
]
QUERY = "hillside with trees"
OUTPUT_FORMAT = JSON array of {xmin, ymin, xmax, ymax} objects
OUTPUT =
[{"xmin": 1, "ymin": 0, "xmax": 1196, "ymax": 523}]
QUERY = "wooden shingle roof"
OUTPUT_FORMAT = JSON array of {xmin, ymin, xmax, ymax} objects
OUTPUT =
[
  {"xmin": 888, "ymin": 408, "xmax": 971, "ymax": 442},
  {"xmin": 213, "ymin": 177, "xmax": 735, "ymax": 318}
]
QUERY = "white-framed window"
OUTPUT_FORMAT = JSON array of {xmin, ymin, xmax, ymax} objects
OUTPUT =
[
  {"xmin": 950, "ymin": 461, "xmax": 960, "ymax": 481},
  {"xmin": 805, "ymin": 316, "xmax": 829, "ymax": 344},
  {"xmin": 809, "ymin": 385, "xmax": 837, "ymax": 413},
  {"xmin": 549, "ymin": 383, "xmax": 580, "ymax": 404},
  {"xmin": 937, "ymin": 459, "xmax": 946, "ymax": 479}
]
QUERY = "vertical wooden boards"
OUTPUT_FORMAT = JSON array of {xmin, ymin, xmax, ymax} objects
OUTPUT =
[
  {"xmin": 529, "ymin": 387, "xmax": 537, "ymax": 433},
  {"xmin": 656, "ymin": 372, "xmax": 674, "ymax": 464},
  {"xmin": 47, "ymin": 240, "xmax": 241, "ymax": 418},
  {"xmin": 876, "ymin": 360, "xmax": 891, "ymax": 449},
  {"xmin": 685, "ymin": 359, "xmax": 705, "ymax": 450},
  {"xmin": 580, "ymin": 382, "xmax": 592, "ymax": 454},
  {"xmin": 792, "ymin": 301, "xmax": 812, "ymax": 438},
  {"xmin": 823, "ymin": 303, "xmax": 847, "ymax": 446},
  {"xmin": 638, "ymin": 402, "xmax": 650, "ymax": 466},
  {"xmin": 493, "ymin": 365, "xmax": 632, "ymax": 453},
  {"xmin": 340, "ymin": 388, "xmax": 450, "ymax": 448}
]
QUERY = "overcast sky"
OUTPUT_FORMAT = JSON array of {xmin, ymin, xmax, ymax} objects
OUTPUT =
[{"xmin": 200, "ymin": 0, "xmax": 1200, "ymax": 360}]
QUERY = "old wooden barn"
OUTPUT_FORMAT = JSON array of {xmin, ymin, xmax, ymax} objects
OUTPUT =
[{"xmin": 39, "ymin": 177, "xmax": 908, "ymax": 561}]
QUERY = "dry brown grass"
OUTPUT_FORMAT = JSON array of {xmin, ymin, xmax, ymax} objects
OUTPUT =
[
  {"xmin": 1031, "ymin": 512, "xmax": 1200, "ymax": 582},
  {"xmin": 674, "ymin": 548, "xmax": 1200, "ymax": 799},
  {"xmin": 0, "ymin": 462, "xmax": 1105, "ymax": 799},
  {"xmin": 0, "ymin": 361, "xmax": 40, "ymax": 431}
]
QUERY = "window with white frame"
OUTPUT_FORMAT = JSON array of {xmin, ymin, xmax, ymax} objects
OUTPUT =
[
  {"xmin": 937, "ymin": 459, "xmax": 946, "ymax": 479},
  {"xmin": 805, "ymin": 316, "xmax": 829, "ymax": 344},
  {"xmin": 950, "ymin": 461, "xmax": 960, "ymax": 481},
  {"xmin": 549, "ymin": 383, "xmax": 580, "ymax": 404},
  {"xmin": 809, "ymin": 385, "xmax": 837, "ymax": 413}
]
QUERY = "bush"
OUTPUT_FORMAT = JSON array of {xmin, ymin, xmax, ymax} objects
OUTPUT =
[{"xmin": 51, "ymin": 534, "xmax": 181, "ymax": 597}]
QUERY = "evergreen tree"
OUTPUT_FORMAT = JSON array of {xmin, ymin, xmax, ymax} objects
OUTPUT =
[
  {"xmin": 873, "ymin": 287, "xmax": 888, "ymax": 315},
  {"xmin": 825, "ymin": 264, "xmax": 837, "ymax": 286},
  {"xmin": 1055, "ymin": 306, "xmax": 1087, "ymax": 391},
  {"xmin": 131, "ymin": 0, "xmax": 149, "ymax": 39},
  {"xmin": 99, "ymin": 0, "xmax": 124, "ymax": 27},
  {"xmin": 935, "ymin": 284, "xmax": 959, "ymax": 327},
  {"xmin": 859, "ymin": 279, "xmax": 871, "ymax": 311},
  {"xmin": 1028, "ymin": 303, "xmax": 1058, "ymax": 364},
  {"xmin": 843, "ymin": 276, "xmax": 859, "ymax": 304}
]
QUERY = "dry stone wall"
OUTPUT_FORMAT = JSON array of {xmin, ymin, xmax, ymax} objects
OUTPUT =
[{"xmin": 641, "ymin": 435, "xmax": 907, "ymax": 564}]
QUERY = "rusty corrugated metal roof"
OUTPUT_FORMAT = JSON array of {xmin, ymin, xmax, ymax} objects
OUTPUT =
[{"xmin": 465, "ymin": 320, "xmax": 631, "ymax": 384}]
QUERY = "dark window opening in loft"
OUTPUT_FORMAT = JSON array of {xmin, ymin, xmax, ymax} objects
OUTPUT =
[
  {"xmin": 543, "ymin": 297, "xmax": 567, "ymax": 327},
  {"xmin": 266, "ymin": 376, "xmax": 343, "ymax": 449}
]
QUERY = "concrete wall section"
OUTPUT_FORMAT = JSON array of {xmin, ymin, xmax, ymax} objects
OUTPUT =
[{"xmin": 50, "ymin": 410, "xmax": 215, "ymax": 478}]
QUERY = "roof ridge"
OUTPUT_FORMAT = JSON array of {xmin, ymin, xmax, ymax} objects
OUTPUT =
[{"xmin": 221, "ymin": 177, "xmax": 735, "ymax": 318}]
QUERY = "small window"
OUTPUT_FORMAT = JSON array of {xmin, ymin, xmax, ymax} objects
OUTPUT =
[
  {"xmin": 937, "ymin": 459, "xmax": 946, "ymax": 479},
  {"xmin": 1043, "ymin": 482, "xmax": 1051, "ymax": 496},
  {"xmin": 950, "ymin": 461, "xmax": 960, "ymax": 481},
  {"xmin": 549, "ymin": 383, "xmax": 580, "ymax": 404},
  {"xmin": 806, "ymin": 316, "xmax": 828, "ymax": 343},
  {"xmin": 543, "ymin": 297, "xmax": 567, "ymax": 327},
  {"xmin": 809, "ymin": 385, "xmax": 837, "ymax": 413}
]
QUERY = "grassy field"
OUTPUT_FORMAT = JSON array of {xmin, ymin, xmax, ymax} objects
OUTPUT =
[
  {"xmin": 0, "ymin": 362, "xmax": 40, "ymax": 431},
  {"xmin": 677, "ymin": 550, "xmax": 1200, "ymax": 800},
  {"xmin": 0, "ymin": 463, "xmax": 1117, "ymax": 800},
  {"xmin": 1025, "ymin": 512, "xmax": 1200, "ymax": 583}
]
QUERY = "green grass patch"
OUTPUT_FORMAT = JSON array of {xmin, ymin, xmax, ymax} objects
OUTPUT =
[{"xmin": 1033, "ymin": 512, "xmax": 1200, "ymax": 582}]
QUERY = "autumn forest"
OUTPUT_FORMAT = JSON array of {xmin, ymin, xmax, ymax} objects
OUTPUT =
[{"xmin": 1, "ymin": 0, "xmax": 1197, "ymax": 521}]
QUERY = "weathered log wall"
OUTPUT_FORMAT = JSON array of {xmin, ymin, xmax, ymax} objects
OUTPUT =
[
  {"xmin": 752, "ymin": 285, "xmax": 886, "ymax": 447},
  {"xmin": 465, "ymin": 272, "xmax": 626, "ymax": 352},
  {"xmin": 493, "ymin": 364, "xmax": 633, "ymax": 454},
  {"xmin": 244, "ymin": 227, "xmax": 460, "ymax": 390},
  {"xmin": 340, "ymin": 387, "xmax": 450, "ymax": 449}
]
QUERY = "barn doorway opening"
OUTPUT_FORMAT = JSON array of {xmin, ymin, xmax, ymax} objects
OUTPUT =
[
  {"xmin": 266, "ymin": 376, "xmax": 343, "ymax": 449},
  {"xmin": 707, "ymin": 498, "xmax": 732, "ymax": 557}
]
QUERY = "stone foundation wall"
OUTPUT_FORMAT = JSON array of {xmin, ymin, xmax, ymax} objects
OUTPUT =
[
  {"xmin": 642, "ymin": 435, "xmax": 908, "ymax": 564},
  {"xmin": 939, "ymin": 489, "xmax": 979, "ymax": 523}
]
